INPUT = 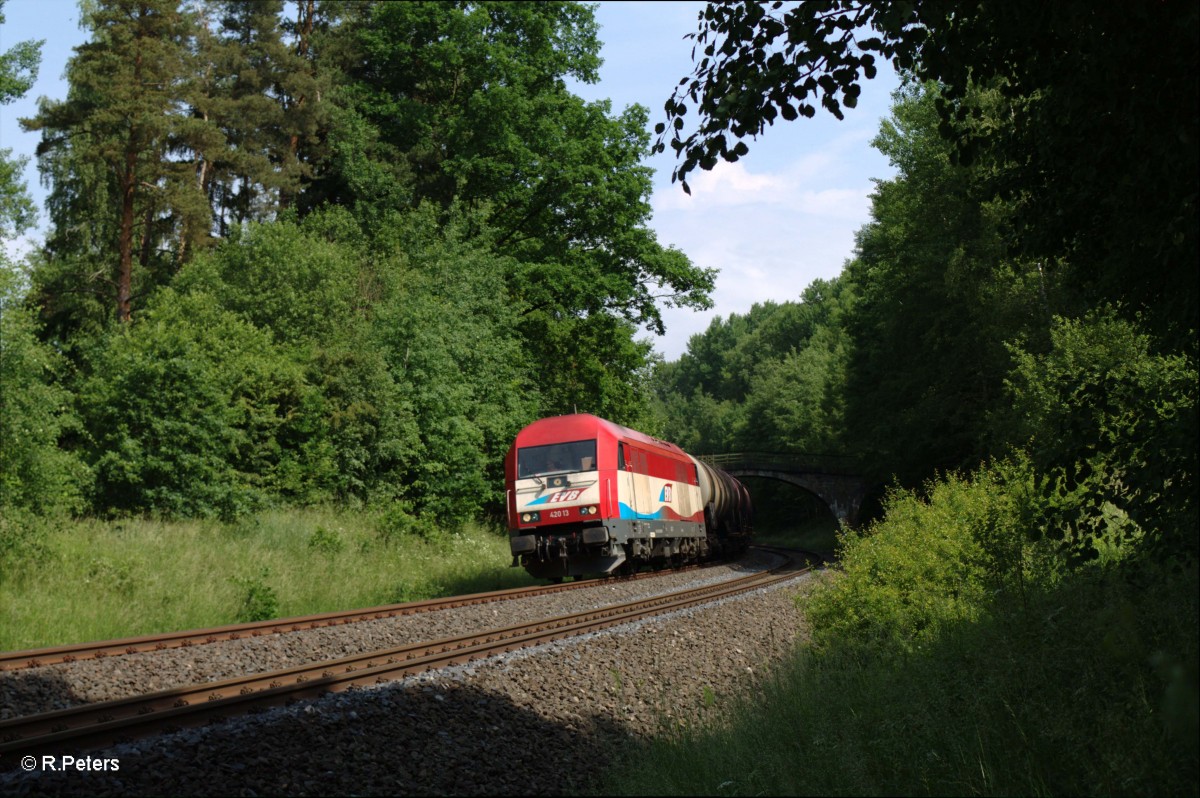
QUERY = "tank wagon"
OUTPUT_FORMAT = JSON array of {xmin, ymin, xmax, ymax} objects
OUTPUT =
[{"xmin": 505, "ymin": 413, "xmax": 752, "ymax": 580}]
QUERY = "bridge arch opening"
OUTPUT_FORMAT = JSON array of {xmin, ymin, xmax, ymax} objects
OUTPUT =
[{"xmin": 738, "ymin": 476, "xmax": 839, "ymax": 556}]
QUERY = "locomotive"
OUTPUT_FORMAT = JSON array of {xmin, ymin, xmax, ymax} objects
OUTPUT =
[{"xmin": 504, "ymin": 414, "xmax": 752, "ymax": 580}]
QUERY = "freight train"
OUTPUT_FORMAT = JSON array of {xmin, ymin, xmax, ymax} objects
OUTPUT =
[{"xmin": 504, "ymin": 414, "xmax": 752, "ymax": 580}]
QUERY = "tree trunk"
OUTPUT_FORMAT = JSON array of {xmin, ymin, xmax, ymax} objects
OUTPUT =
[
  {"xmin": 117, "ymin": 144, "xmax": 137, "ymax": 324},
  {"xmin": 281, "ymin": 0, "xmax": 315, "ymax": 211}
]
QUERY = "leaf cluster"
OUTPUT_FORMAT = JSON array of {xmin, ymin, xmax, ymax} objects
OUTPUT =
[
  {"xmin": 660, "ymin": 0, "xmax": 1198, "ymax": 342},
  {"xmin": 655, "ymin": 0, "xmax": 921, "ymax": 194}
]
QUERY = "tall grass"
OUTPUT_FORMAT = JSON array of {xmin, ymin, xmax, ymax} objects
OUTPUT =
[
  {"xmin": 0, "ymin": 508, "xmax": 535, "ymax": 651},
  {"xmin": 597, "ymin": 468, "xmax": 1199, "ymax": 796}
]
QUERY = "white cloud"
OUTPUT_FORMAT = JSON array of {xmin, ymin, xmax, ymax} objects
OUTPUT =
[
  {"xmin": 645, "ymin": 148, "xmax": 883, "ymax": 359},
  {"xmin": 654, "ymin": 160, "xmax": 786, "ymax": 210}
]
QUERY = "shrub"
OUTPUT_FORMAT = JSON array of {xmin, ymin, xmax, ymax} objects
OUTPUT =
[
  {"xmin": 805, "ymin": 472, "xmax": 1001, "ymax": 658},
  {"xmin": 1004, "ymin": 308, "xmax": 1199, "ymax": 561},
  {"xmin": 0, "ymin": 509, "xmax": 51, "ymax": 581},
  {"xmin": 232, "ymin": 568, "xmax": 280, "ymax": 622},
  {"xmin": 375, "ymin": 501, "xmax": 444, "ymax": 545},
  {"xmin": 307, "ymin": 526, "xmax": 345, "ymax": 555},
  {"xmin": 0, "ymin": 260, "xmax": 88, "ymax": 513},
  {"xmin": 78, "ymin": 289, "xmax": 312, "ymax": 518}
]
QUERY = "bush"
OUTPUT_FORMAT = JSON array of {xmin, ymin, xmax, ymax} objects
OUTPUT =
[
  {"xmin": 603, "ymin": 456, "xmax": 1197, "ymax": 796},
  {"xmin": 805, "ymin": 471, "xmax": 1006, "ymax": 658},
  {"xmin": 1004, "ymin": 308, "xmax": 1199, "ymax": 561},
  {"xmin": 0, "ymin": 509, "xmax": 51, "ymax": 581},
  {"xmin": 232, "ymin": 568, "xmax": 280, "ymax": 623},
  {"xmin": 0, "ymin": 260, "xmax": 88, "ymax": 513},
  {"xmin": 78, "ymin": 289, "xmax": 312, "ymax": 518},
  {"xmin": 307, "ymin": 526, "xmax": 345, "ymax": 555},
  {"xmin": 375, "ymin": 501, "xmax": 444, "ymax": 545}
]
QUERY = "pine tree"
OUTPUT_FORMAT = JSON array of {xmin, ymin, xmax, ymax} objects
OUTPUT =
[
  {"xmin": 194, "ymin": 0, "xmax": 327, "ymax": 232},
  {"xmin": 21, "ymin": 0, "xmax": 207, "ymax": 324}
]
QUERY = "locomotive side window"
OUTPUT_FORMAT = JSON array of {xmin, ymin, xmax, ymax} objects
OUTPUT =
[
  {"xmin": 518, "ymin": 440, "xmax": 598, "ymax": 478},
  {"xmin": 617, "ymin": 443, "xmax": 626, "ymax": 470}
]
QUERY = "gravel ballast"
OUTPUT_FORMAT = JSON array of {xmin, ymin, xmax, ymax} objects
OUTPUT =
[{"xmin": 1, "ymin": 554, "xmax": 817, "ymax": 796}]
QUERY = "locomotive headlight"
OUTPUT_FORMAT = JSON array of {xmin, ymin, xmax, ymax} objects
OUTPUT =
[
  {"xmin": 579, "ymin": 506, "xmax": 598, "ymax": 516},
  {"xmin": 521, "ymin": 512, "xmax": 540, "ymax": 523}
]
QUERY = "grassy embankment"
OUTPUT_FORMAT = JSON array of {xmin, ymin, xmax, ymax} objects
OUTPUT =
[
  {"xmin": 597, "ymin": 472, "xmax": 1200, "ymax": 797},
  {"xmin": 0, "ymin": 508, "xmax": 536, "ymax": 652},
  {"xmin": 0, "ymin": 501, "xmax": 820, "ymax": 652}
]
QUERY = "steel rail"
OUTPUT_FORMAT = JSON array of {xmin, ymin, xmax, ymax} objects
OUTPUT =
[
  {"xmin": 0, "ymin": 563, "xmax": 708, "ymax": 672},
  {"xmin": 0, "ymin": 552, "xmax": 807, "ymax": 760}
]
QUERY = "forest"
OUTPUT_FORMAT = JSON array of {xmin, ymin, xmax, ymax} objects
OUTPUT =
[
  {"xmin": 1, "ymin": 1, "xmax": 1197, "ymax": 792},
  {"xmin": 2, "ymin": 0, "xmax": 716, "ymax": 527}
]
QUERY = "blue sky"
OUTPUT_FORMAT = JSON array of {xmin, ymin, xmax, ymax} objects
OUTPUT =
[{"xmin": 0, "ymin": 0, "xmax": 900, "ymax": 361}]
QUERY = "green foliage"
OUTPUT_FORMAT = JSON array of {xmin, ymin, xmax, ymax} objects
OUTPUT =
[
  {"xmin": 0, "ymin": 261, "xmax": 88, "ymax": 514},
  {"xmin": 0, "ymin": 509, "xmax": 51, "ymax": 581},
  {"xmin": 655, "ymin": 277, "xmax": 855, "ymax": 458},
  {"xmin": 0, "ymin": 147, "xmax": 36, "ymax": 238},
  {"xmin": 78, "ymin": 288, "xmax": 310, "ymax": 518},
  {"xmin": 195, "ymin": 0, "xmax": 327, "ymax": 229},
  {"xmin": 306, "ymin": 526, "xmax": 345, "ymax": 555},
  {"xmin": 0, "ymin": 0, "xmax": 41, "ymax": 106},
  {"xmin": 1004, "ymin": 308, "xmax": 1199, "ymax": 562},
  {"xmin": 170, "ymin": 205, "xmax": 537, "ymax": 521},
  {"xmin": 661, "ymin": 0, "xmax": 1197, "ymax": 342},
  {"xmin": 369, "ymin": 207, "xmax": 536, "ymax": 522},
  {"xmin": 318, "ymin": 1, "xmax": 714, "ymax": 416},
  {"xmin": 21, "ymin": 0, "xmax": 211, "ymax": 323},
  {"xmin": 600, "ymin": 461, "xmax": 1198, "ymax": 796},
  {"xmin": 375, "ymin": 501, "xmax": 442, "ymax": 545},
  {"xmin": 842, "ymin": 82, "xmax": 1047, "ymax": 486},
  {"xmin": 232, "ymin": 567, "xmax": 280, "ymax": 623},
  {"xmin": 177, "ymin": 210, "xmax": 418, "ymax": 506},
  {"xmin": 14, "ymin": 1, "xmax": 713, "ymax": 522},
  {"xmin": 613, "ymin": 6, "xmax": 1200, "ymax": 795},
  {"xmin": 176, "ymin": 217, "xmax": 359, "ymax": 348},
  {"xmin": 807, "ymin": 473, "xmax": 995, "ymax": 658}
]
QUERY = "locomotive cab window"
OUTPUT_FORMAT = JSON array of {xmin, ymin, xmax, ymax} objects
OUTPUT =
[{"xmin": 518, "ymin": 440, "xmax": 598, "ymax": 478}]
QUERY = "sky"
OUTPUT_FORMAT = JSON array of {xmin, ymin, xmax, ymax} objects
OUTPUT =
[{"xmin": 0, "ymin": 0, "xmax": 900, "ymax": 361}]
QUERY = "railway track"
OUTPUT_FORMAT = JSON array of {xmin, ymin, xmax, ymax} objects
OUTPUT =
[
  {"xmin": 0, "ymin": 563, "xmax": 708, "ymax": 672},
  {"xmin": 0, "ymin": 549, "xmax": 810, "ymax": 761}
]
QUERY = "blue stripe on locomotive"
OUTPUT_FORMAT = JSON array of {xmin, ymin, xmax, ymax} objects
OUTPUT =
[{"xmin": 618, "ymin": 502, "xmax": 667, "ymax": 521}]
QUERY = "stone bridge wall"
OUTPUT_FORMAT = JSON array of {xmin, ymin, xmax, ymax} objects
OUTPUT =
[{"xmin": 696, "ymin": 453, "xmax": 868, "ymax": 526}]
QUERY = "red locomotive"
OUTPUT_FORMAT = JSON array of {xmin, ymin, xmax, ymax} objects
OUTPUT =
[{"xmin": 504, "ymin": 414, "xmax": 752, "ymax": 580}]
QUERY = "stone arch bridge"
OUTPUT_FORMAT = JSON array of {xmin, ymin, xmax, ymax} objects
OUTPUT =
[{"xmin": 696, "ymin": 452, "xmax": 868, "ymax": 526}]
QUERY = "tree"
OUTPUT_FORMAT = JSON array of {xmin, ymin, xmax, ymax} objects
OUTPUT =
[
  {"xmin": 0, "ymin": 12, "xmax": 85, "ymax": 514},
  {"xmin": 314, "ymin": 1, "xmax": 715, "ymax": 417},
  {"xmin": 0, "ymin": 260, "xmax": 88, "ymax": 514},
  {"xmin": 21, "ymin": 0, "xmax": 207, "ymax": 324},
  {"xmin": 0, "ymin": 0, "xmax": 39, "ymax": 103},
  {"xmin": 368, "ymin": 207, "xmax": 537, "ymax": 522},
  {"xmin": 654, "ymin": 277, "xmax": 855, "ymax": 457},
  {"xmin": 1004, "ymin": 309, "xmax": 1198, "ymax": 562},
  {"xmin": 192, "ymin": 0, "xmax": 329, "ymax": 233},
  {"xmin": 658, "ymin": 0, "xmax": 1198, "ymax": 346},
  {"xmin": 0, "ymin": 0, "xmax": 40, "ymax": 238},
  {"xmin": 173, "ymin": 208, "xmax": 416, "ymax": 506},
  {"xmin": 841, "ymin": 83, "xmax": 1046, "ymax": 485},
  {"xmin": 78, "ymin": 286, "xmax": 313, "ymax": 518}
]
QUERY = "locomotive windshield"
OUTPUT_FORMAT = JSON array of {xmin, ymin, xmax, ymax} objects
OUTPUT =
[{"xmin": 518, "ymin": 440, "xmax": 597, "ymax": 478}]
